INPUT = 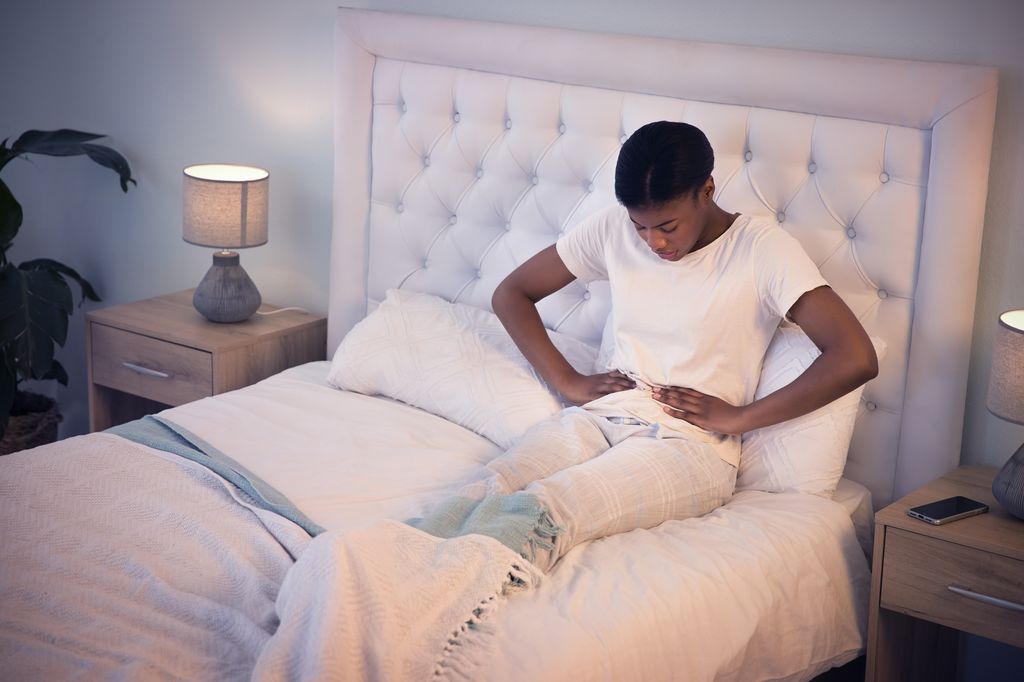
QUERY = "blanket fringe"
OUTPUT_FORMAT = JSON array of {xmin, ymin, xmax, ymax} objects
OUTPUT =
[
  {"xmin": 432, "ymin": 560, "xmax": 537, "ymax": 680},
  {"xmin": 523, "ymin": 508, "xmax": 564, "ymax": 563}
]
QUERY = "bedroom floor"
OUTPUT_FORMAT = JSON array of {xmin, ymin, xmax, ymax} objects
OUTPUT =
[{"xmin": 813, "ymin": 655, "xmax": 865, "ymax": 681}]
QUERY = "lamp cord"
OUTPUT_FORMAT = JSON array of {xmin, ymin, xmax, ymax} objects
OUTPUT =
[{"xmin": 256, "ymin": 306, "xmax": 310, "ymax": 316}]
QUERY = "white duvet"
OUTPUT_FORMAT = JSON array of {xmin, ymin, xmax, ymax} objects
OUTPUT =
[{"xmin": 0, "ymin": 362, "xmax": 871, "ymax": 680}]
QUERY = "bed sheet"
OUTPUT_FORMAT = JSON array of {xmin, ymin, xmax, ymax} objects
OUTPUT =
[
  {"xmin": 163, "ymin": 361, "xmax": 871, "ymax": 680},
  {"xmin": 162, "ymin": 361, "xmax": 502, "ymax": 533}
]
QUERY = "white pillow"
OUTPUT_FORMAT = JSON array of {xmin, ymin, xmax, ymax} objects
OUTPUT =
[
  {"xmin": 327, "ymin": 289, "xmax": 598, "ymax": 449},
  {"xmin": 737, "ymin": 325, "xmax": 886, "ymax": 498}
]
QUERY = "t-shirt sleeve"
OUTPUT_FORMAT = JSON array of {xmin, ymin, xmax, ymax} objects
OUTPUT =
[
  {"xmin": 753, "ymin": 225, "xmax": 830, "ymax": 319},
  {"xmin": 555, "ymin": 207, "xmax": 614, "ymax": 282}
]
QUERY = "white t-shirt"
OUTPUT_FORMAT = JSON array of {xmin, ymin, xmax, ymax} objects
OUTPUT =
[{"xmin": 555, "ymin": 205, "xmax": 828, "ymax": 466}]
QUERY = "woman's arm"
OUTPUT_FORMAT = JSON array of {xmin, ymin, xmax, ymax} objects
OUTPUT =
[
  {"xmin": 653, "ymin": 286, "xmax": 878, "ymax": 434},
  {"xmin": 493, "ymin": 245, "xmax": 635, "ymax": 405}
]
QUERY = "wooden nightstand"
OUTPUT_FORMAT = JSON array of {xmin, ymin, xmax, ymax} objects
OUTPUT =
[
  {"xmin": 866, "ymin": 465, "xmax": 1024, "ymax": 681},
  {"xmin": 86, "ymin": 290, "xmax": 327, "ymax": 431}
]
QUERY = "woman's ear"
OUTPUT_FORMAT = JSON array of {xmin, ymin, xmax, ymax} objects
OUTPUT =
[{"xmin": 701, "ymin": 176, "xmax": 716, "ymax": 202}]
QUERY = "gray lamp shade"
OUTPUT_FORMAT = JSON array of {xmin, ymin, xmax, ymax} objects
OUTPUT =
[
  {"xmin": 987, "ymin": 309, "xmax": 1024, "ymax": 521},
  {"xmin": 987, "ymin": 310, "xmax": 1024, "ymax": 425},
  {"xmin": 183, "ymin": 164, "xmax": 269, "ymax": 249}
]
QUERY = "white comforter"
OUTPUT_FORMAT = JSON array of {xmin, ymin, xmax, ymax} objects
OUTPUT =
[
  {"xmin": 0, "ymin": 433, "xmax": 309, "ymax": 679},
  {"xmin": 0, "ymin": 362, "xmax": 871, "ymax": 680}
]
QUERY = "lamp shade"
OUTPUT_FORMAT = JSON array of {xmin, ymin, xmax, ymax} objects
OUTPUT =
[
  {"xmin": 183, "ymin": 164, "xmax": 269, "ymax": 249},
  {"xmin": 987, "ymin": 309, "xmax": 1024, "ymax": 425}
]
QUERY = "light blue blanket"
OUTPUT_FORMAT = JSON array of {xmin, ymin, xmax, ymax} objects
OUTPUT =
[
  {"xmin": 109, "ymin": 415, "xmax": 324, "ymax": 537},
  {"xmin": 408, "ymin": 492, "xmax": 562, "ymax": 561}
]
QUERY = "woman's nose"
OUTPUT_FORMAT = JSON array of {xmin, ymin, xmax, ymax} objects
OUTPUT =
[{"xmin": 645, "ymin": 232, "xmax": 667, "ymax": 249}]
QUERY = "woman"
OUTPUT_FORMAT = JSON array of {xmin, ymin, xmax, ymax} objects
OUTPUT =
[{"xmin": 412, "ymin": 121, "xmax": 878, "ymax": 572}]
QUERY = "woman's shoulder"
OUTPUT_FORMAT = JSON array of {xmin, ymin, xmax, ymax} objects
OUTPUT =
[
  {"xmin": 733, "ymin": 214, "xmax": 796, "ymax": 244},
  {"xmin": 562, "ymin": 203, "xmax": 631, "ymax": 243},
  {"xmin": 574, "ymin": 203, "xmax": 629, "ymax": 230}
]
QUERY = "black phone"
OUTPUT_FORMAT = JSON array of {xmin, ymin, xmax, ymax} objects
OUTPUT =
[{"xmin": 907, "ymin": 496, "xmax": 989, "ymax": 525}]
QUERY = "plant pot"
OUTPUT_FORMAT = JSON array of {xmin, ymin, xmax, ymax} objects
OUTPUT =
[{"xmin": 0, "ymin": 392, "xmax": 62, "ymax": 455}]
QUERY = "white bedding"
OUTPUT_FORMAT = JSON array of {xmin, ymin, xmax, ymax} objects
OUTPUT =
[
  {"xmin": 162, "ymin": 361, "xmax": 872, "ymax": 680},
  {"xmin": 1, "ymin": 362, "xmax": 870, "ymax": 680},
  {"xmin": 0, "ymin": 433, "xmax": 309, "ymax": 680}
]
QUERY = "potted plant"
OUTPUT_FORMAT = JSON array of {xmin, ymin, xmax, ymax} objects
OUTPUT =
[{"xmin": 0, "ymin": 129, "xmax": 135, "ymax": 453}]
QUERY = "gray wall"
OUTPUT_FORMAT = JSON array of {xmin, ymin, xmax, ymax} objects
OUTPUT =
[{"xmin": 2, "ymin": 0, "xmax": 1022, "ymax": 470}]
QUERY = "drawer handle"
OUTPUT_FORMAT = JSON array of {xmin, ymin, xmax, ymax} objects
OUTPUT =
[
  {"xmin": 948, "ymin": 585, "xmax": 1024, "ymax": 613},
  {"xmin": 121, "ymin": 362, "xmax": 171, "ymax": 379}
]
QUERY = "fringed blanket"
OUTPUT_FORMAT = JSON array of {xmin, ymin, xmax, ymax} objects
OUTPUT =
[{"xmin": 253, "ymin": 521, "xmax": 541, "ymax": 681}]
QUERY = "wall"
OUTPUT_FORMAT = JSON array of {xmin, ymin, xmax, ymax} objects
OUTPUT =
[{"xmin": 1, "ymin": 0, "xmax": 1022, "ymax": 470}]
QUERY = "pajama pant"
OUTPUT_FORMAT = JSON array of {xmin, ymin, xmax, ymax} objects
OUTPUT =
[{"xmin": 460, "ymin": 407, "xmax": 737, "ymax": 572}]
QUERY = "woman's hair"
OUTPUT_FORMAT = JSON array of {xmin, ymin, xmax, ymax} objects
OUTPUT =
[{"xmin": 614, "ymin": 121, "xmax": 714, "ymax": 209}]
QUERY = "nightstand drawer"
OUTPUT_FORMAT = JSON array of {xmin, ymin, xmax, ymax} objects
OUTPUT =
[
  {"xmin": 91, "ymin": 324, "xmax": 213, "ymax": 406},
  {"xmin": 881, "ymin": 527, "xmax": 1024, "ymax": 647}
]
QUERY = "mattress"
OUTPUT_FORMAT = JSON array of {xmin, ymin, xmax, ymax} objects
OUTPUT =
[{"xmin": 160, "ymin": 361, "xmax": 872, "ymax": 680}]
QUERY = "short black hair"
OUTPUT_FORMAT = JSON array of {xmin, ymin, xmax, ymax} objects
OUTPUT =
[{"xmin": 614, "ymin": 121, "xmax": 714, "ymax": 208}]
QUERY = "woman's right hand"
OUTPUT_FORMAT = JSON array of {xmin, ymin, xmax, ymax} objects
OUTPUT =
[{"xmin": 557, "ymin": 370, "xmax": 637, "ymax": 406}]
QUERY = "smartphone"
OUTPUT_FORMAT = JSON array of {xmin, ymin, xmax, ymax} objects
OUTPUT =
[{"xmin": 907, "ymin": 496, "xmax": 989, "ymax": 525}]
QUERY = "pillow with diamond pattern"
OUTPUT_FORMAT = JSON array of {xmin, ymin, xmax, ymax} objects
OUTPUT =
[{"xmin": 327, "ymin": 288, "xmax": 598, "ymax": 449}]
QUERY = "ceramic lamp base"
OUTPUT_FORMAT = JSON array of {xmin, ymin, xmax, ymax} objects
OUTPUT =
[
  {"xmin": 193, "ymin": 251, "xmax": 261, "ymax": 323},
  {"xmin": 992, "ymin": 441, "xmax": 1024, "ymax": 521}
]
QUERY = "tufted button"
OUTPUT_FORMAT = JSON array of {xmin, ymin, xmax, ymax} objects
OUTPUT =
[
  {"xmin": 846, "ymin": 227, "xmax": 857, "ymax": 239},
  {"xmin": 620, "ymin": 134, "xmax": 628, "ymax": 144},
  {"xmin": 399, "ymin": 101, "xmax": 407, "ymax": 113},
  {"xmin": 476, "ymin": 168, "xmax": 484, "ymax": 179},
  {"xmin": 582, "ymin": 291, "xmax": 591, "ymax": 301},
  {"xmin": 396, "ymin": 203, "xmax": 405, "ymax": 213},
  {"xmin": 558, "ymin": 123, "xmax": 566, "ymax": 134},
  {"xmin": 744, "ymin": 150, "xmax": 753, "ymax": 162},
  {"xmin": 865, "ymin": 401, "xmax": 877, "ymax": 412},
  {"xmin": 776, "ymin": 211, "xmax": 786, "ymax": 223},
  {"xmin": 505, "ymin": 119, "xmax": 512, "ymax": 130},
  {"xmin": 449, "ymin": 215, "xmax": 457, "ymax": 226},
  {"xmin": 877, "ymin": 289, "xmax": 889, "ymax": 299},
  {"xmin": 475, "ymin": 270, "xmax": 482, "ymax": 279},
  {"xmin": 808, "ymin": 161, "xmax": 817, "ymax": 174},
  {"xmin": 422, "ymin": 259, "xmax": 429, "ymax": 269},
  {"xmin": 453, "ymin": 112, "xmax": 461, "ymax": 123},
  {"xmin": 423, "ymin": 155, "xmax": 431, "ymax": 167},
  {"xmin": 586, "ymin": 182, "xmax": 595, "ymax": 193},
  {"xmin": 531, "ymin": 175, "xmax": 539, "ymax": 186},
  {"xmin": 879, "ymin": 171, "xmax": 890, "ymax": 183},
  {"xmin": 504, "ymin": 221, "xmax": 512, "ymax": 231}
]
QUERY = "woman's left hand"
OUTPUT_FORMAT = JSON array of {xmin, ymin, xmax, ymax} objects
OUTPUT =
[{"xmin": 651, "ymin": 386, "xmax": 748, "ymax": 435}]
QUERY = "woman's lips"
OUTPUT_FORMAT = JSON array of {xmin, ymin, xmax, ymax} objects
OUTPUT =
[{"xmin": 655, "ymin": 250, "xmax": 678, "ymax": 260}]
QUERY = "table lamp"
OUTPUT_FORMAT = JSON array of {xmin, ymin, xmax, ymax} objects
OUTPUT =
[
  {"xmin": 986, "ymin": 309, "xmax": 1024, "ymax": 520},
  {"xmin": 183, "ymin": 163, "xmax": 269, "ymax": 323}
]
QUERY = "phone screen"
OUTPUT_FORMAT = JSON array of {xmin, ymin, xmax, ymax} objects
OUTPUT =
[{"xmin": 909, "ymin": 495, "xmax": 987, "ymax": 521}]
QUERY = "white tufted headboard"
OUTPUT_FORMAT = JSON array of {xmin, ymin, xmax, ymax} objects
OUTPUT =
[{"xmin": 330, "ymin": 9, "xmax": 997, "ymax": 508}]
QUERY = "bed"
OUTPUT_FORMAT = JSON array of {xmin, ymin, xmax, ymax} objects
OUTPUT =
[{"xmin": 0, "ymin": 7, "xmax": 998, "ymax": 681}]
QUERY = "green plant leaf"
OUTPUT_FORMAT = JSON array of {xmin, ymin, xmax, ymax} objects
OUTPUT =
[
  {"xmin": 0, "ymin": 266, "xmax": 21, "ymax": 336},
  {"xmin": 41, "ymin": 359, "xmax": 68, "ymax": 386},
  {"xmin": 0, "ymin": 351, "xmax": 15, "ymax": 438},
  {"xmin": 0, "ymin": 178, "xmax": 22, "ymax": 252},
  {"xmin": 7, "ymin": 129, "xmax": 137, "ymax": 193},
  {"xmin": 19, "ymin": 258, "xmax": 99, "ymax": 304},
  {"xmin": 10, "ymin": 129, "xmax": 105, "ymax": 156},
  {"xmin": 15, "ymin": 263, "xmax": 73, "ymax": 316},
  {"xmin": 0, "ymin": 267, "xmax": 70, "ymax": 382},
  {"xmin": 82, "ymin": 143, "xmax": 136, "ymax": 192}
]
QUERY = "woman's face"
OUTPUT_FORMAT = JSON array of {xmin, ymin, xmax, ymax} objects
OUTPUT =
[{"xmin": 626, "ymin": 180, "xmax": 715, "ymax": 262}]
